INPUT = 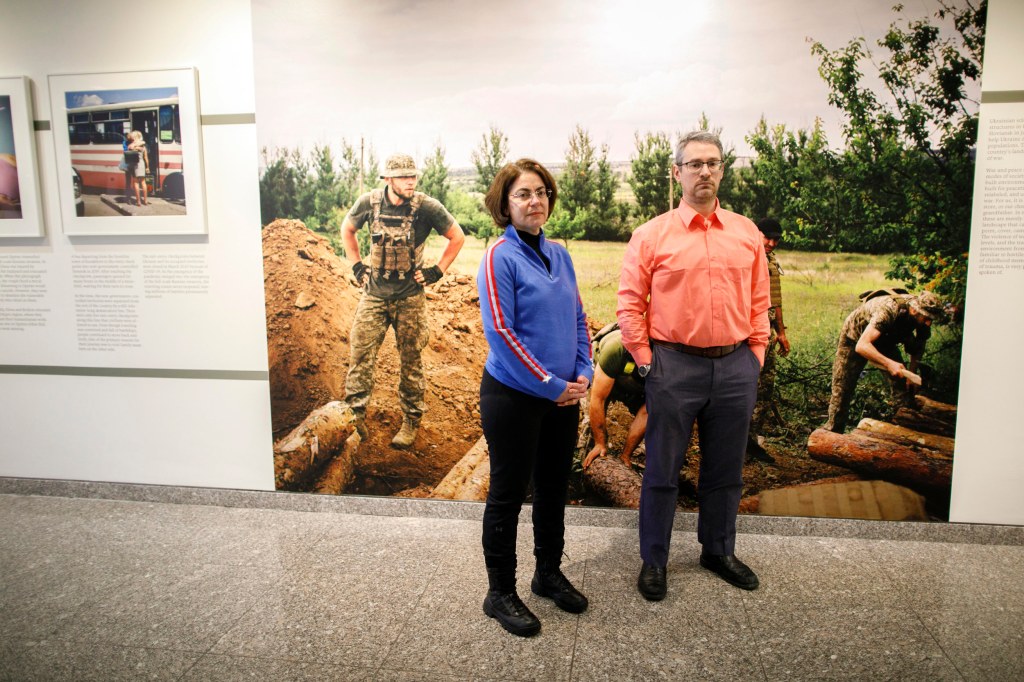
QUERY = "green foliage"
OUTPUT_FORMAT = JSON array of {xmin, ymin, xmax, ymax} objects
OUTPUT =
[
  {"xmin": 808, "ymin": 0, "xmax": 985, "ymax": 309},
  {"xmin": 446, "ymin": 187, "xmax": 499, "ymax": 245},
  {"xmin": 557, "ymin": 126, "xmax": 627, "ymax": 241},
  {"xmin": 628, "ymin": 131, "xmax": 673, "ymax": 223},
  {"xmin": 257, "ymin": 138, "xmax": 379, "ymax": 256},
  {"xmin": 544, "ymin": 203, "xmax": 587, "ymax": 247},
  {"xmin": 471, "ymin": 126, "xmax": 509, "ymax": 194},
  {"xmin": 259, "ymin": 147, "xmax": 306, "ymax": 226},
  {"xmin": 418, "ymin": 143, "xmax": 450, "ymax": 206}
]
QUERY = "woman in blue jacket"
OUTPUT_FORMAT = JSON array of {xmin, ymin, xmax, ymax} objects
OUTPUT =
[{"xmin": 477, "ymin": 159, "xmax": 593, "ymax": 637}]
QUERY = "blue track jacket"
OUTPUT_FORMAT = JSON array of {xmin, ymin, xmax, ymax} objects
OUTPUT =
[{"xmin": 478, "ymin": 226, "xmax": 593, "ymax": 401}]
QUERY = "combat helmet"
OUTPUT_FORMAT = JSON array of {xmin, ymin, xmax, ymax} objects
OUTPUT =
[{"xmin": 380, "ymin": 154, "xmax": 420, "ymax": 178}]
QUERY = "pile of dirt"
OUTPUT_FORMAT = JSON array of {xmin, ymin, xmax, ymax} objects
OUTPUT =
[{"xmin": 262, "ymin": 219, "xmax": 487, "ymax": 495}]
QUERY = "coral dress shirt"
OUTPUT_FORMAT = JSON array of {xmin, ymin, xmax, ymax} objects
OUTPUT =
[{"xmin": 617, "ymin": 199, "xmax": 771, "ymax": 367}]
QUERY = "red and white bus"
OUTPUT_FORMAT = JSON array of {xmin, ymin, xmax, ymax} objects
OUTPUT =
[{"xmin": 66, "ymin": 97, "xmax": 184, "ymax": 197}]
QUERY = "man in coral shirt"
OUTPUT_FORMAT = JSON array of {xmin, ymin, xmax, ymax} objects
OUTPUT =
[{"xmin": 617, "ymin": 131, "xmax": 770, "ymax": 600}]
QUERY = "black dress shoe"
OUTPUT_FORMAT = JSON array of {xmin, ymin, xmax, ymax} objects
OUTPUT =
[
  {"xmin": 531, "ymin": 568, "xmax": 588, "ymax": 613},
  {"xmin": 637, "ymin": 562, "xmax": 667, "ymax": 601},
  {"xmin": 483, "ymin": 590, "xmax": 541, "ymax": 637},
  {"xmin": 699, "ymin": 553, "xmax": 759, "ymax": 590}
]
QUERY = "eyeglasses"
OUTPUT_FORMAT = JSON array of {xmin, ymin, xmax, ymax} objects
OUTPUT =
[
  {"xmin": 678, "ymin": 160, "xmax": 724, "ymax": 173},
  {"xmin": 509, "ymin": 188, "xmax": 553, "ymax": 202}
]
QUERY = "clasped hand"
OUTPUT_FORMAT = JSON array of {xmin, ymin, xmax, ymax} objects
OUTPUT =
[{"xmin": 555, "ymin": 376, "xmax": 589, "ymax": 406}]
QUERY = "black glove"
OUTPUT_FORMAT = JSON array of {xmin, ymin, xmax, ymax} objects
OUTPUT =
[
  {"xmin": 352, "ymin": 261, "xmax": 369, "ymax": 285},
  {"xmin": 420, "ymin": 265, "xmax": 443, "ymax": 285}
]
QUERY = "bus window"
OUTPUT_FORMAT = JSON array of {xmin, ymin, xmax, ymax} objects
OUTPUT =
[{"xmin": 158, "ymin": 104, "xmax": 180, "ymax": 143}]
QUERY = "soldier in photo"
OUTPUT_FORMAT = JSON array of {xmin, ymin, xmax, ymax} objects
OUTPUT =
[
  {"xmin": 582, "ymin": 324, "xmax": 648, "ymax": 469},
  {"xmin": 340, "ymin": 153, "xmax": 465, "ymax": 448},
  {"xmin": 747, "ymin": 218, "xmax": 791, "ymax": 463},
  {"xmin": 823, "ymin": 289, "xmax": 945, "ymax": 433}
]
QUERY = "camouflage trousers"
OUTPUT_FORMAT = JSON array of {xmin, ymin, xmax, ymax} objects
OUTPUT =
[
  {"xmin": 343, "ymin": 292, "xmax": 428, "ymax": 420},
  {"xmin": 749, "ymin": 327, "xmax": 778, "ymax": 436},
  {"xmin": 824, "ymin": 335, "xmax": 912, "ymax": 433}
]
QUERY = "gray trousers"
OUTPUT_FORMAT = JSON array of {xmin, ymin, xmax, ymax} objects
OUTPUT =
[{"xmin": 639, "ymin": 342, "xmax": 760, "ymax": 564}]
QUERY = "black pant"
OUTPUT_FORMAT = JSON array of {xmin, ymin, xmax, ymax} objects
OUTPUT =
[{"xmin": 480, "ymin": 370, "xmax": 579, "ymax": 592}]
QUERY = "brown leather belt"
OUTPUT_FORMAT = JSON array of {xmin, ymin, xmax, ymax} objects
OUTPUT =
[{"xmin": 650, "ymin": 338, "xmax": 745, "ymax": 358}]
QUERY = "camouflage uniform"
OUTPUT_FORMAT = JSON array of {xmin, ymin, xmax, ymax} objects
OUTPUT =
[
  {"xmin": 750, "ymin": 250, "xmax": 783, "ymax": 433},
  {"xmin": 342, "ymin": 179, "xmax": 455, "ymax": 424},
  {"xmin": 824, "ymin": 294, "xmax": 931, "ymax": 433}
]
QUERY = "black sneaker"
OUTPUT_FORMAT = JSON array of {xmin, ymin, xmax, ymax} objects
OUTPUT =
[
  {"xmin": 483, "ymin": 590, "xmax": 541, "ymax": 637},
  {"xmin": 531, "ymin": 568, "xmax": 588, "ymax": 613}
]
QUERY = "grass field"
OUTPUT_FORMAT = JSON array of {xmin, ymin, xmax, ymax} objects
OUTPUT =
[
  {"xmin": 428, "ymin": 233, "xmax": 961, "ymax": 446},
  {"xmin": 428, "ymin": 234, "xmax": 903, "ymax": 341}
]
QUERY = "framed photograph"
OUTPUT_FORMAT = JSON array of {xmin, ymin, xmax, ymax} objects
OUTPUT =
[
  {"xmin": 0, "ymin": 76, "xmax": 44, "ymax": 237},
  {"xmin": 48, "ymin": 68, "xmax": 206, "ymax": 236}
]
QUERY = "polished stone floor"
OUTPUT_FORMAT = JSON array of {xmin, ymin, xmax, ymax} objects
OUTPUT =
[{"xmin": 1, "ymin": 493, "xmax": 1022, "ymax": 681}]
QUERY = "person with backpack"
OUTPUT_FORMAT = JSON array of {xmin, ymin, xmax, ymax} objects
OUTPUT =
[
  {"xmin": 339, "ymin": 153, "xmax": 465, "ymax": 448},
  {"xmin": 581, "ymin": 323, "xmax": 648, "ymax": 469},
  {"xmin": 823, "ymin": 289, "xmax": 946, "ymax": 433}
]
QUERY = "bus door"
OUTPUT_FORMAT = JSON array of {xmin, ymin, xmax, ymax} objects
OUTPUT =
[{"xmin": 131, "ymin": 109, "xmax": 159, "ymax": 191}]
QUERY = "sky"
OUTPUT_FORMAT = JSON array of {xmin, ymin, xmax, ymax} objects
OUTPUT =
[
  {"xmin": 251, "ymin": 0, "xmax": 979, "ymax": 167},
  {"xmin": 64, "ymin": 87, "xmax": 179, "ymax": 109}
]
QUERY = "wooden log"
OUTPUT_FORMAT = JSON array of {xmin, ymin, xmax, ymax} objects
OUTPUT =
[
  {"xmin": 914, "ymin": 395, "xmax": 958, "ymax": 421},
  {"xmin": 583, "ymin": 456, "xmax": 642, "ymax": 509},
  {"xmin": 867, "ymin": 359, "xmax": 921, "ymax": 386},
  {"xmin": 313, "ymin": 432, "xmax": 362, "ymax": 495},
  {"xmin": 892, "ymin": 407, "xmax": 956, "ymax": 438},
  {"xmin": 273, "ymin": 401, "xmax": 357, "ymax": 490},
  {"xmin": 807, "ymin": 428, "xmax": 951, "ymax": 491},
  {"xmin": 854, "ymin": 418, "xmax": 954, "ymax": 455},
  {"xmin": 757, "ymin": 480, "xmax": 928, "ymax": 521},
  {"xmin": 431, "ymin": 436, "xmax": 490, "ymax": 501}
]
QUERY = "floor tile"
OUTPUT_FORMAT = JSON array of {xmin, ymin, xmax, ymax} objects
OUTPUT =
[
  {"xmin": 52, "ymin": 563, "xmax": 275, "ymax": 651},
  {"xmin": 918, "ymin": 604, "xmax": 1024, "ymax": 682},
  {"xmin": 181, "ymin": 653, "xmax": 376, "ymax": 681},
  {"xmin": 0, "ymin": 638, "xmax": 199, "ymax": 681},
  {"xmin": 210, "ymin": 565, "xmax": 433, "ymax": 669},
  {"xmin": 747, "ymin": 602, "xmax": 962, "ymax": 680},
  {"xmin": 869, "ymin": 540, "xmax": 1024, "ymax": 609}
]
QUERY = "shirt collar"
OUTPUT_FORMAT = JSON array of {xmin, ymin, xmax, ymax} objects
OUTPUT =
[
  {"xmin": 676, "ymin": 198, "xmax": 722, "ymax": 231},
  {"xmin": 505, "ymin": 224, "xmax": 548, "ymax": 249}
]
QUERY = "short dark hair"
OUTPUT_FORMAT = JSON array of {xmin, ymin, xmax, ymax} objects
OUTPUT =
[
  {"xmin": 674, "ymin": 131, "xmax": 724, "ymax": 165},
  {"xmin": 484, "ymin": 158, "xmax": 558, "ymax": 228}
]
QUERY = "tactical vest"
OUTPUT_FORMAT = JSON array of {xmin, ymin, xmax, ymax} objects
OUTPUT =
[{"xmin": 368, "ymin": 188, "xmax": 424, "ymax": 280}]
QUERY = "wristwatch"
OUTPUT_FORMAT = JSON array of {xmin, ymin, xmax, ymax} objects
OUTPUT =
[{"xmin": 637, "ymin": 364, "xmax": 652, "ymax": 378}]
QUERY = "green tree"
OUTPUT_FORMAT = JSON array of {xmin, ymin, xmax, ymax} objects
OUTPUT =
[
  {"xmin": 302, "ymin": 144, "xmax": 344, "ymax": 234},
  {"xmin": 544, "ymin": 204, "xmax": 586, "ymax": 248},
  {"xmin": 559, "ymin": 125, "xmax": 598, "ymax": 220},
  {"xmin": 418, "ymin": 143, "xmax": 450, "ymax": 206},
  {"xmin": 446, "ymin": 187, "xmax": 498, "ymax": 245},
  {"xmin": 628, "ymin": 131, "xmax": 673, "ymax": 223},
  {"xmin": 259, "ymin": 146, "xmax": 301, "ymax": 226},
  {"xmin": 471, "ymin": 126, "xmax": 509, "ymax": 193},
  {"xmin": 557, "ymin": 126, "xmax": 625, "ymax": 240},
  {"xmin": 811, "ymin": 0, "xmax": 985, "ymax": 307}
]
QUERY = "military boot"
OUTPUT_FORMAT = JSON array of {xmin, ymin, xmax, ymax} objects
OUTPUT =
[
  {"xmin": 343, "ymin": 407, "xmax": 368, "ymax": 440},
  {"xmin": 391, "ymin": 417, "xmax": 419, "ymax": 449},
  {"xmin": 483, "ymin": 568, "xmax": 540, "ymax": 637},
  {"xmin": 531, "ymin": 558, "xmax": 588, "ymax": 613}
]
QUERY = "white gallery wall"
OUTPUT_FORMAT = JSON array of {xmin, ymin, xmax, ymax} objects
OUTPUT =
[
  {"xmin": 0, "ymin": 0, "xmax": 274, "ymax": 490},
  {"xmin": 950, "ymin": 0, "xmax": 1024, "ymax": 525},
  {"xmin": 0, "ymin": 0, "xmax": 1022, "ymax": 525}
]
